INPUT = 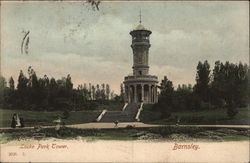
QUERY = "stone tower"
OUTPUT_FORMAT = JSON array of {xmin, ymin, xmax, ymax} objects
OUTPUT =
[
  {"xmin": 123, "ymin": 17, "xmax": 158, "ymax": 104},
  {"xmin": 130, "ymin": 24, "xmax": 151, "ymax": 76}
]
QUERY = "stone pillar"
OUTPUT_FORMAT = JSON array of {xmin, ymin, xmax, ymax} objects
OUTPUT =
[
  {"xmin": 155, "ymin": 85, "xmax": 158, "ymax": 103},
  {"xmin": 141, "ymin": 84, "xmax": 144, "ymax": 102},
  {"xmin": 134, "ymin": 84, "xmax": 137, "ymax": 103},
  {"xmin": 125, "ymin": 86, "xmax": 127, "ymax": 102},
  {"xmin": 128, "ymin": 85, "xmax": 131, "ymax": 103},
  {"xmin": 152, "ymin": 85, "xmax": 155, "ymax": 103},
  {"xmin": 152, "ymin": 86, "xmax": 154, "ymax": 103},
  {"xmin": 151, "ymin": 85, "xmax": 153, "ymax": 103},
  {"xmin": 154, "ymin": 85, "xmax": 157, "ymax": 103},
  {"xmin": 148, "ymin": 84, "xmax": 152, "ymax": 103}
]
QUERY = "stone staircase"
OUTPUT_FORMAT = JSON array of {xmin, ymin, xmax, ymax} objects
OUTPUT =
[{"xmin": 99, "ymin": 103, "xmax": 140, "ymax": 122}]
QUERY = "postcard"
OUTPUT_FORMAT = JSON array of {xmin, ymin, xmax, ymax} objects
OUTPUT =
[{"xmin": 0, "ymin": 0, "xmax": 249, "ymax": 162}]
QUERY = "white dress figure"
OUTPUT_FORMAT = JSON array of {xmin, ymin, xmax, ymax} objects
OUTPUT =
[{"xmin": 16, "ymin": 114, "xmax": 21, "ymax": 127}]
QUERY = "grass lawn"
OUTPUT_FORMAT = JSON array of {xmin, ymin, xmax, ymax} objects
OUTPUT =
[
  {"xmin": 0, "ymin": 109, "xmax": 101, "ymax": 128},
  {"xmin": 140, "ymin": 105, "xmax": 250, "ymax": 125},
  {"xmin": 0, "ymin": 101, "xmax": 124, "ymax": 128}
]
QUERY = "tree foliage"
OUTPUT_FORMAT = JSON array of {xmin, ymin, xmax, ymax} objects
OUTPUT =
[
  {"xmin": 194, "ymin": 60, "xmax": 210, "ymax": 102},
  {"xmin": 153, "ymin": 76, "xmax": 174, "ymax": 118},
  {"xmin": 9, "ymin": 77, "xmax": 15, "ymax": 91},
  {"xmin": 0, "ymin": 76, "xmax": 7, "ymax": 105},
  {"xmin": 1, "ymin": 66, "xmax": 116, "ymax": 111},
  {"xmin": 155, "ymin": 61, "xmax": 248, "ymax": 119}
]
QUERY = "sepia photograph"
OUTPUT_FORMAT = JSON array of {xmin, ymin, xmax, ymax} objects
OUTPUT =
[{"xmin": 0, "ymin": 0, "xmax": 249, "ymax": 162}]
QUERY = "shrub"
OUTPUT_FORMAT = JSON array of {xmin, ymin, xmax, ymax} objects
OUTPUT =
[
  {"xmin": 200, "ymin": 101, "xmax": 210, "ymax": 110},
  {"xmin": 227, "ymin": 106, "xmax": 238, "ymax": 119},
  {"xmin": 62, "ymin": 110, "xmax": 70, "ymax": 119},
  {"xmin": 125, "ymin": 125, "xmax": 135, "ymax": 129}
]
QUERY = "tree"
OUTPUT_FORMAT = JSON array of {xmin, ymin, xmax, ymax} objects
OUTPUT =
[
  {"xmin": 234, "ymin": 63, "xmax": 248, "ymax": 106},
  {"xmin": 0, "ymin": 76, "xmax": 7, "ymax": 104},
  {"xmin": 50, "ymin": 77, "xmax": 58, "ymax": 90},
  {"xmin": 16, "ymin": 70, "xmax": 29, "ymax": 108},
  {"xmin": 91, "ymin": 85, "xmax": 96, "ymax": 100},
  {"xmin": 110, "ymin": 91, "xmax": 115, "ymax": 100},
  {"xmin": 17, "ymin": 70, "xmax": 28, "ymax": 90},
  {"xmin": 9, "ymin": 77, "xmax": 15, "ymax": 91},
  {"xmin": 222, "ymin": 62, "xmax": 248, "ymax": 118},
  {"xmin": 77, "ymin": 84, "xmax": 89, "ymax": 101},
  {"xmin": 48, "ymin": 77, "xmax": 58, "ymax": 110},
  {"xmin": 211, "ymin": 61, "xmax": 226, "ymax": 106},
  {"xmin": 57, "ymin": 77, "xmax": 66, "ymax": 88},
  {"xmin": 105, "ymin": 84, "xmax": 110, "ymax": 100},
  {"xmin": 27, "ymin": 67, "xmax": 37, "ymax": 87},
  {"xmin": 4, "ymin": 77, "xmax": 16, "ymax": 107},
  {"xmin": 154, "ymin": 76, "xmax": 174, "ymax": 118},
  {"xmin": 0, "ymin": 76, "xmax": 6, "ymax": 88},
  {"xmin": 248, "ymin": 67, "xmax": 250, "ymax": 107},
  {"xmin": 95, "ymin": 84, "xmax": 101, "ymax": 100},
  {"xmin": 43, "ymin": 75, "xmax": 50, "ymax": 89},
  {"xmin": 194, "ymin": 60, "xmax": 210, "ymax": 102},
  {"xmin": 66, "ymin": 74, "xmax": 73, "ymax": 90},
  {"xmin": 88, "ymin": 83, "xmax": 92, "ymax": 100},
  {"xmin": 100, "ymin": 83, "xmax": 106, "ymax": 100},
  {"xmin": 37, "ymin": 75, "xmax": 50, "ymax": 109},
  {"xmin": 26, "ymin": 67, "xmax": 40, "ymax": 106},
  {"xmin": 160, "ymin": 76, "xmax": 174, "ymax": 96},
  {"xmin": 210, "ymin": 61, "xmax": 248, "ymax": 118}
]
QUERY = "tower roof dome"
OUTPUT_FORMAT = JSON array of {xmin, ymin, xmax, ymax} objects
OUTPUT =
[
  {"xmin": 135, "ymin": 24, "xmax": 146, "ymax": 30},
  {"xmin": 130, "ymin": 23, "xmax": 151, "ymax": 35}
]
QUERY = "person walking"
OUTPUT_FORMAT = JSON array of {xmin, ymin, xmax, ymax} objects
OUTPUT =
[
  {"xmin": 114, "ymin": 120, "xmax": 119, "ymax": 127},
  {"xmin": 20, "ymin": 117, "xmax": 25, "ymax": 128},
  {"xmin": 11, "ymin": 113, "xmax": 17, "ymax": 128},
  {"xmin": 16, "ymin": 114, "xmax": 21, "ymax": 127}
]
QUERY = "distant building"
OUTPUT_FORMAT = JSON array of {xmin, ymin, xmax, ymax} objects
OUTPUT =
[{"xmin": 123, "ymin": 22, "xmax": 158, "ymax": 104}]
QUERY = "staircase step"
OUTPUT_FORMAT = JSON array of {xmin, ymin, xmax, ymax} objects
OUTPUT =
[{"xmin": 99, "ymin": 103, "xmax": 140, "ymax": 122}]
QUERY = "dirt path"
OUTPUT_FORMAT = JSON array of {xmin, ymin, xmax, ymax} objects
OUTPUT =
[
  {"xmin": 66, "ymin": 123, "xmax": 250, "ymax": 129},
  {"xmin": 0, "ymin": 122, "xmax": 249, "ymax": 131}
]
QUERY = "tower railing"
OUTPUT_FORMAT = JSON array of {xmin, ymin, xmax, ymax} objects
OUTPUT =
[
  {"xmin": 132, "ymin": 38, "xmax": 149, "ymax": 43},
  {"xmin": 124, "ymin": 75, "xmax": 158, "ymax": 80}
]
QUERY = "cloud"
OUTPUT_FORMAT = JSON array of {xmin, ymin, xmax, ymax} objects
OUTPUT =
[{"xmin": 1, "ymin": 1, "xmax": 249, "ymax": 93}]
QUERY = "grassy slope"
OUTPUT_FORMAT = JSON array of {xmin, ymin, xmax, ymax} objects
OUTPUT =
[
  {"xmin": 1, "ymin": 104, "xmax": 249, "ymax": 128},
  {"xmin": 140, "ymin": 105, "xmax": 250, "ymax": 125},
  {"xmin": 0, "ymin": 109, "xmax": 101, "ymax": 128},
  {"xmin": 0, "ymin": 102, "xmax": 124, "ymax": 128}
]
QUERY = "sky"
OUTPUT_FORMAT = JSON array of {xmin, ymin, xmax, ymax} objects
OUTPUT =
[{"xmin": 0, "ymin": 1, "xmax": 249, "ymax": 93}]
